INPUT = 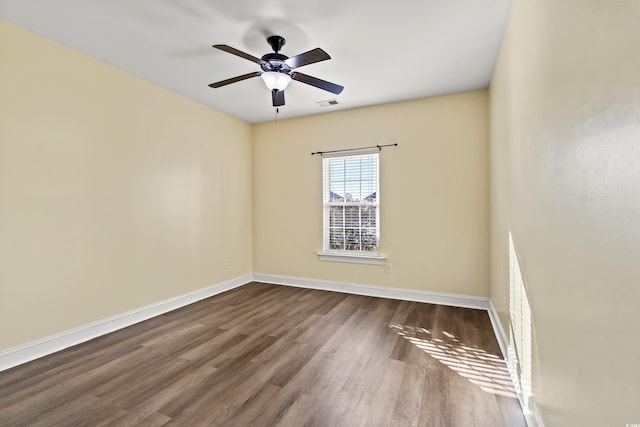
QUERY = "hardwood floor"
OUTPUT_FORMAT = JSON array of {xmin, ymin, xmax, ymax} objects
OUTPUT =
[{"xmin": 0, "ymin": 282, "xmax": 527, "ymax": 426}]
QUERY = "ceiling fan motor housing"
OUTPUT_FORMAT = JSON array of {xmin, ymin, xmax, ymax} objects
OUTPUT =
[
  {"xmin": 261, "ymin": 53, "xmax": 290, "ymax": 72},
  {"xmin": 261, "ymin": 36, "xmax": 291, "ymax": 73}
]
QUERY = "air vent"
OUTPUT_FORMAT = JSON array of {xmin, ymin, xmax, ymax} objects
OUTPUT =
[{"xmin": 317, "ymin": 99, "xmax": 341, "ymax": 107}]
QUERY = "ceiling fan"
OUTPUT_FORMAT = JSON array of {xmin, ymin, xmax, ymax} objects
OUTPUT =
[{"xmin": 208, "ymin": 35, "xmax": 344, "ymax": 107}]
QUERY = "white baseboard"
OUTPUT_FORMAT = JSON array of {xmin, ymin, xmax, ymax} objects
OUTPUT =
[
  {"xmin": 252, "ymin": 273, "xmax": 490, "ymax": 310},
  {"xmin": 0, "ymin": 274, "xmax": 253, "ymax": 372},
  {"xmin": 487, "ymin": 299, "xmax": 545, "ymax": 427},
  {"xmin": 519, "ymin": 400, "xmax": 545, "ymax": 427},
  {"xmin": 487, "ymin": 299, "xmax": 509, "ymax": 359},
  {"xmin": 527, "ymin": 405, "xmax": 546, "ymax": 427}
]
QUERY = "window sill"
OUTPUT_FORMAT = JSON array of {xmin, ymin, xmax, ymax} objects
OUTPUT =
[{"xmin": 317, "ymin": 252, "xmax": 387, "ymax": 265}]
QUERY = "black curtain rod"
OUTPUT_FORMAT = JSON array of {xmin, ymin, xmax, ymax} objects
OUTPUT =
[{"xmin": 311, "ymin": 143, "xmax": 398, "ymax": 156}]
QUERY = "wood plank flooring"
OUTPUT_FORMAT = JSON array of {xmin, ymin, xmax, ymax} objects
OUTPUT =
[{"xmin": 0, "ymin": 282, "xmax": 527, "ymax": 426}]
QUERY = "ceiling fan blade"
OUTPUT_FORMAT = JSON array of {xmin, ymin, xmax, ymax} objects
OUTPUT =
[
  {"xmin": 284, "ymin": 48, "xmax": 331, "ymax": 69},
  {"xmin": 291, "ymin": 72, "xmax": 344, "ymax": 95},
  {"xmin": 208, "ymin": 71, "xmax": 261, "ymax": 88},
  {"xmin": 213, "ymin": 45, "xmax": 266, "ymax": 65},
  {"xmin": 272, "ymin": 89, "xmax": 285, "ymax": 107}
]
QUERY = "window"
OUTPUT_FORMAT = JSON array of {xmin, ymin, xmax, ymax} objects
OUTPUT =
[{"xmin": 322, "ymin": 152, "xmax": 380, "ymax": 257}]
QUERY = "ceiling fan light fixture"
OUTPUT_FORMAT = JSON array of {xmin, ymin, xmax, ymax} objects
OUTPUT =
[{"xmin": 261, "ymin": 71, "xmax": 291, "ymax": 91}]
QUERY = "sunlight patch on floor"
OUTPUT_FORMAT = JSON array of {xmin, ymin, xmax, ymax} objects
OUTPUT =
[{"xmin": 389, "ymin": 324, "xmax": 517, "ymax": 398}]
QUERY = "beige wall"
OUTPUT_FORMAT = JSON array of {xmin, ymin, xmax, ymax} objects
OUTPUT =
[
  {"xmin": 253, "ymin": 92, "xmax": 489, "ymax": 296},
  {"xmin": 490, "ymin": 0, "xmax": 640, "ymax": 425},
  {"xmin": 0, "ymin": 21, "xmax": 253, "ymax": 350}
]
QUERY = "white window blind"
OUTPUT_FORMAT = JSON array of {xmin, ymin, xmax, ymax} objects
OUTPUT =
[{"xmin": 322, "ymin": 152, "xmax": 379, "ymax": 255}]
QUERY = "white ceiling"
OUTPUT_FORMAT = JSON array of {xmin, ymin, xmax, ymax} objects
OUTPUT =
[{"xmin": 0, "ymin": 0, "xmax": 512, "ymax": 124}]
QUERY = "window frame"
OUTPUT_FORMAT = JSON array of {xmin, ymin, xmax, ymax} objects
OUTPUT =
[{"xmin": 320, "ymin": 151, "xmax": 384, "ymax": 263}]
